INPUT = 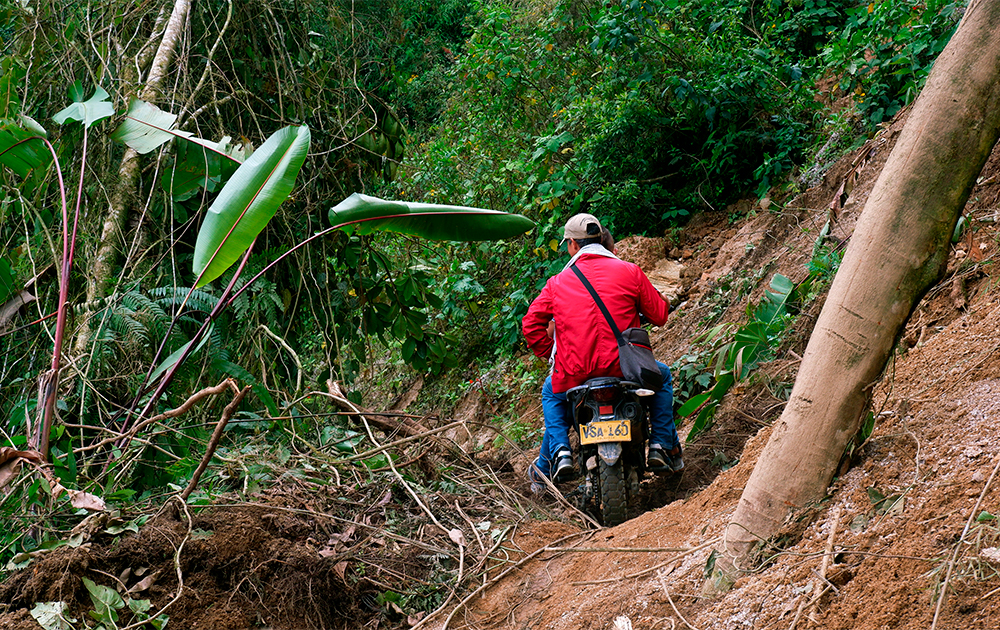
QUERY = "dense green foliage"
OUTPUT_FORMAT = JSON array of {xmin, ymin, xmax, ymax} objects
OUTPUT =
[
  {"xmin": 822, "ymin": 0, "xmax": 963, "ymax": 125},
  {"xmin": 392, "ymin": 0, "xmax": 963, "ymax": 355},
  {"xmin": 0, "ymin": 0, "xmax": 966, "ymax": 597}
]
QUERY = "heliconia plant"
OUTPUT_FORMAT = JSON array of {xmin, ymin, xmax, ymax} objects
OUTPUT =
[
  {"xmin": 0, "ymin": 84, "xmax": 535, "ymax": 464},
  {"xmin": 148, "ymin": 191, "xmax": 535, "ymax": 404}
]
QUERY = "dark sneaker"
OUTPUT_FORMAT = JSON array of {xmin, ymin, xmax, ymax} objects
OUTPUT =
[
  {"xmin": 553, "ymin": 450, "xmax": 575, "ymax": 482},
  {"xmin": 667, "ymin": 446, "xmax": 684, "ymax": 472},
  {"xmin": 647, "ymin": 446, "xmax": 669, "ymax": 472}
]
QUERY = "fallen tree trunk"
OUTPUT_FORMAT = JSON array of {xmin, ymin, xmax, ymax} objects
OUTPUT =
[
  {"xmin": 0, "ymin": 289, "xmax": 36, "ymax": 332},
  {"xmin": 324, "ymin": 380, "xmax": 431, "ymax": 438},
  {"xmin": 712, "ymin": 0, "xmax": 1000, "ymax": 583}
]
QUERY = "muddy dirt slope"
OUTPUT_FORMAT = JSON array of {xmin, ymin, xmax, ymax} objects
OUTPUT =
[{"xmin": 437, "ymin": 111, "xmax": 1000, "ymax": 629}]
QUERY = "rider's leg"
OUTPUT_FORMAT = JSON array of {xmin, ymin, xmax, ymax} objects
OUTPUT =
[
  {"xmin": 646, "ymin": 362, "xmax": 683, "ymax": 471},
  {"xmin": 532, "ymin": 423, "xmax": 555, "ymax": 480}
]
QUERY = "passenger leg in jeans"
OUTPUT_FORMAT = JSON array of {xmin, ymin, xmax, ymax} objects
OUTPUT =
[
  {"xmin": 646, "ymin": 362, "xmax": 684, "ymax": 472},
  {"xmin": 531, "ymin": 376, "xmax": 574, "ymax": 481}
]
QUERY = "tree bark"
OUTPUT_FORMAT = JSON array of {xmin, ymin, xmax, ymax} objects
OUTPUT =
[
  {"xmin": 713, "ymin": 0, "xmax": 1000, "ymax": 583},
  {"xmin": 74, "ymin": 0, "xmax": 189, "ymax": 354}
]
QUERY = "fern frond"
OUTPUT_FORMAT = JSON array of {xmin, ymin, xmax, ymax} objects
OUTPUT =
[
  {"xmin": 89, "ymin": 307, "xmax": 120, "ymax": 369},
  {"xmin": 232, "ymin": 289, "xmax": 250, "ymax": 321},
  {"xmin": 149, "ymin": 286, "xmax": 220, "ymax": 315},
  {"xmin": 110, "ymin": 309, "xmax": 148, "ymax": 347},
  {"xmin": 120, "ymin": 289, "xmax": 170, "ymax": 340}
]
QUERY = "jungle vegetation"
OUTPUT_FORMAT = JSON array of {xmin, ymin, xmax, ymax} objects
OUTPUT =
[{"xmin": 0, "ymin": 0, "xmax": 965, "ymax": 613}]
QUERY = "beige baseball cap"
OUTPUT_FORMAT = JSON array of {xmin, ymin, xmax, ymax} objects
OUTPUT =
[{"xmin": 561, "ymin": 213, "xmax": 603, "ymax": 244}]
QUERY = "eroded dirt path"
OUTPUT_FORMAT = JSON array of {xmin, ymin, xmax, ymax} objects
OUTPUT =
[{"xmin": 440, "ymin": 115, "xmax": 1000, "ymax": 630}]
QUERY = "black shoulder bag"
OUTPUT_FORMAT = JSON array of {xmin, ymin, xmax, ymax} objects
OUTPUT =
[{"xmin": 570, "ymin": 264, "xmax": 663, "ymax": 390}]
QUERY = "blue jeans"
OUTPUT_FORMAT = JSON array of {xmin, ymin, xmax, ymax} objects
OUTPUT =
[{"xmin": 532, "ymin": 362, "xmax": 679, "ymax": 478}]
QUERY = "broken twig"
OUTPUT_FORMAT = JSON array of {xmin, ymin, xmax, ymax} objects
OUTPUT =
[{"xmin": 181, "ymin": 384, "xmax": 249, "ymax": 501}]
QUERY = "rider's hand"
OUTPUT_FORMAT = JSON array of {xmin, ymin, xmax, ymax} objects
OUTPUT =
[{"xmin": 660, "ymin": 290, "xmax": 680, "ymax": 308}]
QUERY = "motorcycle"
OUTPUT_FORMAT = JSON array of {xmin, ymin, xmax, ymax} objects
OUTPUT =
[{"xmin": 565, "ymin": 376, "xmax": 659, "ymax": 526}]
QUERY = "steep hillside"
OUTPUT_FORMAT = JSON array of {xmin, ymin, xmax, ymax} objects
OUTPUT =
[
  {"xmin": 434, "ymin": 110, "xmax": 1000, "ymax": 629},
  {"xmin": 4, "ymin": 109, "xmax": 1000, "ymax": 630}
]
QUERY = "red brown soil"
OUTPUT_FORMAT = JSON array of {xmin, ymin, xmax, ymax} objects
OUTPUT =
[
  {"xmin": 6, "ymin": 114, "xmax": 1000, "ymax": 629},
  {"xmin": 433, "ymin": 112, "xmax": 1000, "ymax": 629}
]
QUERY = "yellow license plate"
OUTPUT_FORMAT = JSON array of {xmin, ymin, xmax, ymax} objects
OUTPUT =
[{"xmin": 580, "ymin": 419, "xmax": 630, "ymax": 445}]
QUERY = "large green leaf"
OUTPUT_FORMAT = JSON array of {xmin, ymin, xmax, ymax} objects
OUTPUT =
[
  {"xmin": 0, "ymin": 119, "xmax": 51, "ymax": 178},
  {"xmin": 162, "ymin": 136, "xmax": 241, "ymax": 201},
  {"xmin": 0, "ymin": 257, "xmax": 15, "ymax": 304},
  {"xmin": 149, "ymin": 323, "xmax": 215, "ymax": 383},
  {"xmin": 328, "ymin": 193, "xmax": 534, "ymax": 241},
  {"xmin": 192, "ymin": 125, "xmax": 311, "ymax": 287},
  {"xmin": 0, "ymin": 60, "xmax": 24, "ymax": 118},
  {"xmin": 52, "ymin": 83, "xmax": 114, "ymax": 129},
  {"xmin": 754, "ymin": 273, "xmax": 795, "ymax": 326},
  {"xmin": 110, "ymin": 99, "xmax": 178, "ymax": 153},
  {"xmin": 112, "ymin": 99, "xmax": 242, "ymax": 162},
  {"xmin": 112, "ymin": 100, "xmax": 244, "ymax": 202},
  {"xmin": 677, "ymin": 391, "xmax": 711, "ymax": 418}
]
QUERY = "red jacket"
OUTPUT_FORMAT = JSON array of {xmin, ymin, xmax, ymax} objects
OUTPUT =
[{"xmin": 522, "ymin": 252, "xmax": 669, "ymax": 393}]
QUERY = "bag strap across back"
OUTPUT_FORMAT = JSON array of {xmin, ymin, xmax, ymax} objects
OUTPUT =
[{"xmin": 570, "ymin": 264, "xmax": 626, "ymax": 347}]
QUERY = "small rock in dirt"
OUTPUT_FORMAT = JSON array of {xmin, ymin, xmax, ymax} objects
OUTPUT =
[
  {"xmin": 963, "ymin": 446, "xmax": 984, "ymax": 458},
  {"xmin": 981, "ymin": 548, "xmax": 1000, "ymax": 565},
  {"xmin": 681, "ymin": 264, "xmax": 703, "ymax": 279},
  {"xmin": 827, "ymin": 566, "xmax": 854, "ymax": 587}
]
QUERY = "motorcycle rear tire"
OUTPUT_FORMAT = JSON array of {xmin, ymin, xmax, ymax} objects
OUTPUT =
[{"xmin": 598, "ymin": 459, "xmax": 627, "ymax": 526}]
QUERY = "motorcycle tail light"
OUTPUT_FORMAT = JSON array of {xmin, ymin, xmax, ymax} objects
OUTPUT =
[{"xmin": 590, "ymin": 384, "xmax": 619, "ymax": 403}]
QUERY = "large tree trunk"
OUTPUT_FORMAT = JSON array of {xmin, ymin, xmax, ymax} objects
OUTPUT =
[{"xmin": 713, "ymin": 0, "xmax": 1000, "ymax": 583}]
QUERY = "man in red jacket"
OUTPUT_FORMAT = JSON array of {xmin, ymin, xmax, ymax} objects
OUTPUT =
[{"xmin": 523, "ymin": 213, "xmax": 682, "ymax": 484}]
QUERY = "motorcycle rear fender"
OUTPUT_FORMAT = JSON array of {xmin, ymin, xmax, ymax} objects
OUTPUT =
[{"xmin": 597, "ymin": 442, "xmax": 622, "ymax": 466}]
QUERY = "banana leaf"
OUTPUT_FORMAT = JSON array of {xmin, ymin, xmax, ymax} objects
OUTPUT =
[
  {"xmin": 0, "ymin": 257, "xmax": 14, "ymax": 304},
  {"xmin": 0, "ymin": 120, "xmax": 51, "ymax": 178},
  {"xmin": 677, "ymin": 391, "xmax": 711, "ymax": 418},
  {"xmin": 149, "ymin": 323, "xmax": 214, "ymax": 383},
  {"xmin": 112, "ymin": 100, "xmax": 245, "ymax": 202},
  {"xmin": 328, "ymin": 193, "xmax": 534, "ymax": 241},
  {"xmin": 111, "ymin": 99, "xmax": 241, "ymax": 161},
  {"xmin": 162, "ymin": 136, "xmax": 241, "ymax": 201},
  {"xmin": 754, "ymin": 273, "xmax": 795, "ymax": 326},
  {"xmin": 193, "ymin": 125, "xmax": 311, "ymax": 287},
  {"xmin": 52, "ymin": 84, "xmax": 114, "ymax": 129}
]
